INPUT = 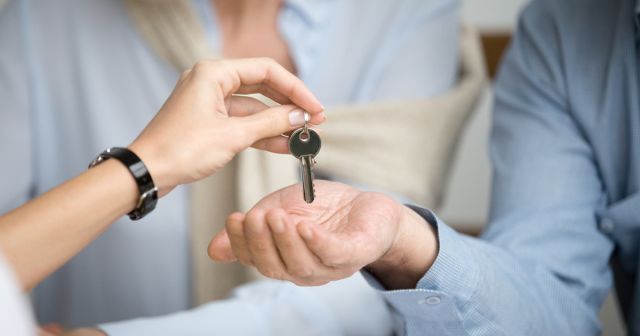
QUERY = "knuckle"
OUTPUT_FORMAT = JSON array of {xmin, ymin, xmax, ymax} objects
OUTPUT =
[
  {"xmin": 192, "ymin": 60, "xmax": 211, "ymax": 73},
  {"xmin": 193, "ymin": 59, "xmax": 223, "ymax": 79}
]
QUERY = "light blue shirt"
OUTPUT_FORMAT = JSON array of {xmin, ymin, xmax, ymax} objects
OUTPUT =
[
  {"xmin": 0, "ymin": 0, "xmax": 459, "ymax": 330},
  {"xmin": 367, "ymin": 0, "xmax": 640, "ymax": 334}
]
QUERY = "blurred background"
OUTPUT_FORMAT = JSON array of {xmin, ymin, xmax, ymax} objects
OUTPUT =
[
  {"xmin": 446, "ymin": 1, "xmax": 625, "ymax": 335},
  {"xmin": 0, "ymin": 0, "xmax": 627, "ymax": 334}
]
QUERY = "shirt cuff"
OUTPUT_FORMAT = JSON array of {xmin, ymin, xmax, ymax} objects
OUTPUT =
[
  {"xmin": 409, "ymin": 206, "xmax": 480, "ymax": 304},
  {"xmin": 361, "ymin": 206, "xmax": 479, "ymax": 334}
]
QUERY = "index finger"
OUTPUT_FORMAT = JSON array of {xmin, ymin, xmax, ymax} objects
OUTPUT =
[{"xmin": 204, "ymin": 58, "xmax": 324, "ymax": 119}]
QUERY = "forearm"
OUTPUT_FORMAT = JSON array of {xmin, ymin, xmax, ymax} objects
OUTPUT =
[{"xmin": 0, "ymin": 160, "xmax": 138, "ymax": 290}]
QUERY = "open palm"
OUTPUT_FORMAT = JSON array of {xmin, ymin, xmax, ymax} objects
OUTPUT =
[{"xmin": 209, "ymin": 180, "xmax": 404, "ymax": 285}]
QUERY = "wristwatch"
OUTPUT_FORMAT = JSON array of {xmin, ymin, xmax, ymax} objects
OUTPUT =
[{"xmin": 88, "ymin": 147, "xmax": 158, "ymax": 220}]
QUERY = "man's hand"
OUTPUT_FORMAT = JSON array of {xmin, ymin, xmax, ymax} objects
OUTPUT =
[{"xmin": 208, "ymin": 181, "xmax": 438, "ymax": 289}]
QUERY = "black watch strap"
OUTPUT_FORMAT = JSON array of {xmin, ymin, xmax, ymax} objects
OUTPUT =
[{"xmin": 89, "ymin": 147, "xmax": 158, "ymax": 220}]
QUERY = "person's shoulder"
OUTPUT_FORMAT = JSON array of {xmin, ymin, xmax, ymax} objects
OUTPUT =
[
  {"xmin": 520, "ymin": 0, "xmax": 624, "ymax": 38},
  {"xmin": 516, "ymin": 0, "xmax": 629, "ymax": 69},
  {"xmin": 496, "ymin": 0, "xmax": 630, "ymax": 107}
]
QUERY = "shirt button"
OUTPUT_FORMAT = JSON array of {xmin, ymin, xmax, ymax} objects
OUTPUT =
[
  {"xmin": 418, "ymin": 295, "xmax": 441, "ymax": 305},
  {"xmin": 599, "ymin": 218, "xmax": 615, "ymax": 233}
]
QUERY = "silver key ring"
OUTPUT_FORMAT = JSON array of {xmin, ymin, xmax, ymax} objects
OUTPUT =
[
  {"xmin": 301, "ymin": 112, "xmax": 311, "ymax": 142},
  {"xmin": 280, "ymin": 111, "xmax": 311, "ymax": 139}
]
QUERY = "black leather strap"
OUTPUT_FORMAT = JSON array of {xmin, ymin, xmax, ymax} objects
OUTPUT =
[{"xmin": 89, "ymin": 147, "xmax": 158, "ymax": 220}]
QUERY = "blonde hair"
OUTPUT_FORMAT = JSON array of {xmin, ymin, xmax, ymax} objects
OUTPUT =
[{"xmin": 123, "ymin": 0, "xmax": 214, "ymax": 70}]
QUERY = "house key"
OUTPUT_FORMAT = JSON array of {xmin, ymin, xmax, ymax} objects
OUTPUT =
[{"xmin": 288, "ymin": 121, "xmax": 321, "ymax": 203}]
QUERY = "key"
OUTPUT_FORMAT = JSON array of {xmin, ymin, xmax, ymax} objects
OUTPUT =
[{"xmin": 288, "ymin": 126, "xmax": 321, "ymax": 203}]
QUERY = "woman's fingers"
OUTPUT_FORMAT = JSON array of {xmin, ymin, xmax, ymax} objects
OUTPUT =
[
  {"xmin": 226, "ymin": 95, "xmax": 271, "ymax": 117},
  {"xmin": 228, "ymin": 95, "xmax": 324, "ymax": 151},
  {"xmin": 230, "ymin": 58, "xmax": 324, "ymax": 114},
  {"xmin": 231, "ymin": 88, "xmax": 322, "ymax": 125},
  {"xmin": 235, "ymin": 84, "xmax": 291, "ymax": 108},
  {"xmin": 234, "ymin": 105, "xmax": 322, "ymax": 147},
  {"xmin": 251, "ymin": 136, "xmax": 289, "ymax": 154},
  {"xmin": 198, "ymin": 58, "xmax": 324, "ymax": 116}
]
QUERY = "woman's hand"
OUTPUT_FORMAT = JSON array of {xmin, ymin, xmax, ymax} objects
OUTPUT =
[
  {"xmin": 207, "ymin": 181, "xmax": 438, "ymax": 289},
  {"xmin": 128, "ymin": 58, "xmax": 325, "ymax": 195},
  {"xmin": 0, "ymin": 57, "xmax": 324, "ymax": 291}
]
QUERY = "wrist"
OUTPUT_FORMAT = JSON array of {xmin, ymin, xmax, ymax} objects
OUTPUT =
[{"xmin": 367, "ymin": 205, "xmax": 438, "ymax": 289}]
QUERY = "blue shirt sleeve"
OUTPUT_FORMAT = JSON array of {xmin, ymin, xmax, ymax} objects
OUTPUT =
[
  {"xmin": 367, "ymin": 1, "xmax": 614, "ymax": 334},
  {"xmin": 0, "ymin": 0, "xmax": 34, "ymax": 214}
]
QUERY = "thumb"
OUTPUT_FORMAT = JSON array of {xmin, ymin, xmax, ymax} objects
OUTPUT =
[{"xmin": 239, "ymin": 105, "xmax": 308, "ymax": 143}]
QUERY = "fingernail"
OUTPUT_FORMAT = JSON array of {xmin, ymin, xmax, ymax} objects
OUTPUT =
[{"xmin": 288, "ymin": 109, "xmax": 306, "ymax": 127}]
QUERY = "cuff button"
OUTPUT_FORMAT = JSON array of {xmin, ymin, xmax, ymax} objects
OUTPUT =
[
  {"xmin": 599, "ymin": 218, "xmax": 615, "ymax": 234},
  {"xmin": 418, "ymin": 295, "xmax": 441, "ymax": 305}
]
